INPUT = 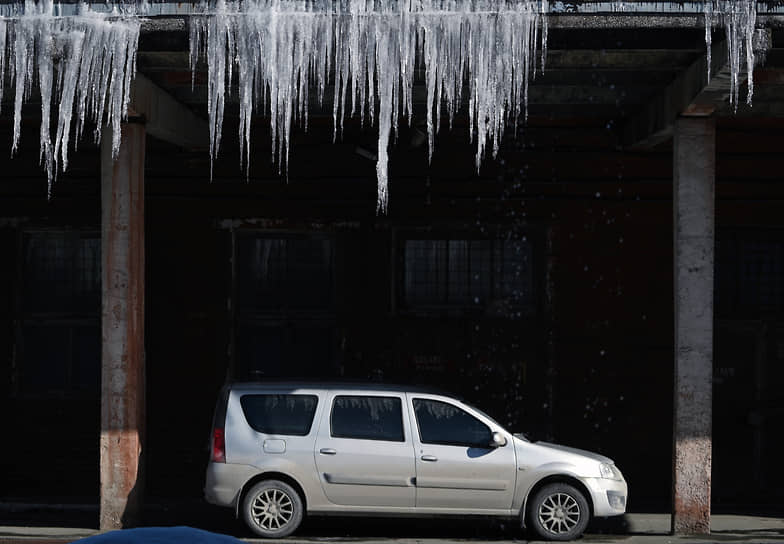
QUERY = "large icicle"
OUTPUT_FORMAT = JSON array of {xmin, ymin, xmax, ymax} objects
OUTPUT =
[
  {"xmin": 1, "ymin": 0, "xmax": 764, "ymax": 205},
  {"xmin": 703, "ymin": 0, "xmax": 759, "ymax": 109},
  {"xmin": 0, "ymin": 1, "xmax": 140, "ymax": 193},
  {"xmin": 190, "ymin": 0, "xmax": 547, "ymax": 212}
]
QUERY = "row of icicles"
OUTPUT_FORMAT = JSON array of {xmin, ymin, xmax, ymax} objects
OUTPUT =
[{"xmin": 0, "ymin": 0, "xmax": 763, "ymax": 209}]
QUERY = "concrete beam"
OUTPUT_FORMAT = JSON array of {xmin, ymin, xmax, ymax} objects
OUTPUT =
[
  {"xmin": 100, "ymin": 122, "xmax": 146, "ymax": 530},
  {"xmin": 623, "ymin": 40, "xmax": 727, "ymax": 149},
  {"xmin": 672, "ymin": 116, "xmax": 714, "ymax": 536},
  {"xmin": 130, "ymin": 72, "xmax": 208, "ymax": 149},
  {"xmin": 625, "ymin": 30, "xmax": 773, "ymax": 146},
  {"xmin": 136, "ymin": 14, "xmax": 784, "ymax": 34}
]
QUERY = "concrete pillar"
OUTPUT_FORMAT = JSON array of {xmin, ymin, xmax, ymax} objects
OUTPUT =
[
  {"xmin": 672, "ymin": 116, "xmax": 714, "ymax": 535},
  {"xmin": 100, "ymin": 122, "xmax": 146, "ymax": 530}
]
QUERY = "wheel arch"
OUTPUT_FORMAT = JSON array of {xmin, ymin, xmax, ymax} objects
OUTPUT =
[
  {"xmin": 235, "ymin": 471, "xmax": 309, "ymax": 518},
  {"xmin": 520, "ymin": 474, "xmax": 595, "ymax": 528}
]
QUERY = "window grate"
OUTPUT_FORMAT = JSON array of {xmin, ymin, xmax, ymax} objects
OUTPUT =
[{"xmin": 403, "ymin": 238, "xmax": 533, "ymax": 313}]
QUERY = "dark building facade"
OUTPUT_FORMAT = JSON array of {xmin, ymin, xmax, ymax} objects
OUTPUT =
[{"xmin": 1, "ymin": 6, "xmax": 783, "ymax": 532}]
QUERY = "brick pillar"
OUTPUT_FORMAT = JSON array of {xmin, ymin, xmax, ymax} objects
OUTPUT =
[
  {"xmin": 100, "ymin": 122, "xmax": 146, "ymax": 530},
  {"xmin": 672, "ymin": 116, "xmax": 714, "ymax": 535}
]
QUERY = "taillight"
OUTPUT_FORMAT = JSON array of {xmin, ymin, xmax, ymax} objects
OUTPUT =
[{"xmin": 212, "ymin": 428, "xmax": 226, "ymax": 463}]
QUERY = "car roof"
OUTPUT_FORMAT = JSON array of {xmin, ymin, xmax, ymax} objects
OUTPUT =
[{"xmin": 224, "ymin": 380, "xmax": 453, "ymax": 397}]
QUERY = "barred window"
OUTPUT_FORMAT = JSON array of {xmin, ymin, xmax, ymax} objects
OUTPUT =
[
  {"xmin": 237, "ymin": 236, "xmax": 334, "ymax": 313},
  {"xmin": 17, "ymin": 231, "xmax": 101, "ymax": 395},
  {"xmin": 402, "ymin": 238, "xmax": 533, "ymax": 314},
  {"xmin": 235, "ymin": 233, "xmax": 336, "ymax": 379},
  {"xmin": 717, "ymin": 232, "xmax": 784, "ymax": 318}
]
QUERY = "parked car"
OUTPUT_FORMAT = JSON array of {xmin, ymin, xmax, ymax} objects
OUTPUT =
[{"xmin": 204, "ymin": 382, "xmax": 627, "ymax": 541}]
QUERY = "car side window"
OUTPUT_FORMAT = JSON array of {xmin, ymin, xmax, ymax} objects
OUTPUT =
[
  {"xmin": 240, "ymin": 394, "xmax": 318, "ymax": 436},
  {"xmin": 330, "ymin": 395, "xmax": 405, "ymax": 442},
  {"xmin": 413, "ymin": 398, "xmax": 492, "ymax": 448}
]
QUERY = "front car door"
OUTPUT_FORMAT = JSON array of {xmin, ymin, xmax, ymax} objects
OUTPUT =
[
  {"xmin": 314, "ymin": 392, "xmax": 416, "ymax": 507},
  {"xmin": 409, "ymin": 394, "xmax": 517, "ymax": 511}
]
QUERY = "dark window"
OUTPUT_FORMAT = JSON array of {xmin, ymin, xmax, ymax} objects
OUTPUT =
[
  {"xmin": 235, "ymin": 233, "xmax": 336, "ymax": 380},
  {"xmin": 413, "ymin": 398, "xmax": 491, "ymax": 448},
  {"xmin": 17, "ymin": 231, "xmax": 101, "ymax": 395},
  {"xmin": 331, "ymin": 396, "xmax": 404, "ymax": 442},
  {"xmin": 237, "ymin": 236, "xmax": 334, "ymax": 313},
  {"xmin": 717, "ymin": 232, "xmax": 784, "ymax": 318},
  {"xmin": 240, "ymin": 394, "xmax": 318, "ymax": 436},
  {"xmin": 403, "ymin": 239, "xmax": 533, "ymax": 314},
  {"xmin": 23, "ymin": 233, "xmax": 101, "ymax": 315}
]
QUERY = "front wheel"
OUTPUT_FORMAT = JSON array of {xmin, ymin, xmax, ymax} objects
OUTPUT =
[
  {"xmin": 241, "ymin": 479, "xmax": 304, "ymax": 538},
  {"xmin": 527, "ymin": 482, "xmax": 590, "ymax": 541}
]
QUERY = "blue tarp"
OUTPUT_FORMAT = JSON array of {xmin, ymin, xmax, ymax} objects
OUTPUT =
[{"xmin": 73, "ymin": 526, "xmax": 245, "ymax": 544}]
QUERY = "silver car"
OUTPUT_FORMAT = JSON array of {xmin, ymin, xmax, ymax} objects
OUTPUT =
[{"xmin": 204, "ymin": 383, "xmax": 627, "ymax": 541}]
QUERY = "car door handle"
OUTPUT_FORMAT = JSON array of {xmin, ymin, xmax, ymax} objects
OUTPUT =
[
  {"xmin": 319, "ymin": 448, "xmax": 337, "ymax": 455},
  {"xmin": 421, "ymin": 455, "xmax": 438, "ymax": 462}
]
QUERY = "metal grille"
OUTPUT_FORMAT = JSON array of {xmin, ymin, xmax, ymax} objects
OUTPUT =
[
  {"xmin": 403, "ymin": 238, "xmax": 533, "ymax": 312},
  {"xmin": 23, "ymin": 233, "xmax": 100, "ymax": 315},
  {"xmin": 717, "ymin": 233, "xmax": 784, "ymax": 317},
  {"xmin": 235, "ymin": 234, "xmax": 337, "ymax": 380},
  {"xmin": 18, "ymin": 231, "xmax": 100, "ymax": 394},
  {"xmin": 237, "ymin": 236, "xmax": 334, "ymax": 313},
  {"xmin": 739, "ymin": 240, "xmax": 783, "ymax": 314}
]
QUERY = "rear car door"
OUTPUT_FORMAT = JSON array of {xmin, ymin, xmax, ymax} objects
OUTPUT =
[
  {"xmin": 314, "ymin": 392, "xmax": 416, "ymax": 507},
  {"xmin": 409, "ymin": 395, "xmax": 517, "ymax": 510}
]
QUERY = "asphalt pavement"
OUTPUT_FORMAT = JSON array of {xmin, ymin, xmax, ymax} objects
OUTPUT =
[{"xmin": 0, "ymin": 510, "xmax": 782, "ymax": 544}]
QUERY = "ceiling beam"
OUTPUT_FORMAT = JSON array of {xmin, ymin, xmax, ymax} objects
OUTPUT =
[
  {"xmin": 129, "ymin": 72, "xmax": 208, "ymax": 149},
  {"xmin": 139, "ymin": 49, "xmax": 699, "ymax": 72},
  {"xmin": 621, "ymin": 39, "xmax": 728, "ymax": 149},
  {"xmin": 623, "ymin": 29, "xmax": 774, "ymax": 148},
  {"xmin": 138, "ymin": 14, "xmax": 784, "ymax": 33}
]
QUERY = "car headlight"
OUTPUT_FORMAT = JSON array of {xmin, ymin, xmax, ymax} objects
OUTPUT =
[{"xmin": 599, "ymin": 463, "xmax": 623, "ymax": 481}]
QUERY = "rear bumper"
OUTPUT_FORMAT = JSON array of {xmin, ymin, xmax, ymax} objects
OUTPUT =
[
  {"xmin": 584, "ymin": 477, "xmax": 628, "ymax": 517},
  {"xmin": 204, "ymin": 462, "xmax": 260, "ymax": 508}
]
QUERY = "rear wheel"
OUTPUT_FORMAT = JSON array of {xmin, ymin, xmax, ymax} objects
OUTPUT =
[
  {"xmin": 527, "ymin": 482, "xmax": 590, "ymax": 541},
  {"xmin": 241, "ymin": 479, "xmax": 304, "ymax": 538}
]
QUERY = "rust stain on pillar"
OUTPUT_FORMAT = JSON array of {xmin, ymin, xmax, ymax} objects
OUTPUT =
[
  {"xmin": 672, "ymin": 117, "xmax": 713, "ymax": 536},
  {"xmin": 100, "ymin": 122, "xmax": 146, "ymax": 531}
]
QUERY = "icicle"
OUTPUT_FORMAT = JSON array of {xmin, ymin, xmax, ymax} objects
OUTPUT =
[
  {"xmin": 704, "ymin": 0, "xmax": 712, "ymax": 83},
  {"xmin": 702, "ymin": 0, "xmax": 758, "ymax": 110},
  {"xmin": 191, "ymin": 0, "xmax": 548, "ymax": 212},
  {"xmin": 0, "ymin": 20, "xmax": 6, "ymax": 109},
  {"xmin": 0, "ymin": 2, "xmax": 140, "ymax": 190}
]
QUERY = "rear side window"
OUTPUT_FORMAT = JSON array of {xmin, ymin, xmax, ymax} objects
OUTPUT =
[
  {"xmin": 331, "ymin": 396, "xmax": 404, "ymax": 442},
  {"xmin": 240, "ymin": 394, "xmax": 318, "ymax": 436}
]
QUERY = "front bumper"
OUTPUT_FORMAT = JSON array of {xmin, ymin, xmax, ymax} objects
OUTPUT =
[{"xmin": 584, "ymin": 477, "xmax": 628, "ymax": 517}]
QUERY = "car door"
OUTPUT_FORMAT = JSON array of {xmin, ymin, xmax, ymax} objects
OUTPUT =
[
  {"xmin": 314, "ymin": 392, "xmax": 416, "ymax": 507},
  {"xmin": 409, "ymin": 394, "xmax": 517, "ymax": 510}
]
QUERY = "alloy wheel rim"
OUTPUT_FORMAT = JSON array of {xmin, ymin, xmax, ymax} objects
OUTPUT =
[
  {"xmin": 538, "ymin": 492, "xmax": 581, "ymax": 534},
  {"xmin": 251, "ymin": 488, "xmax": 294, "ymax": 531}
]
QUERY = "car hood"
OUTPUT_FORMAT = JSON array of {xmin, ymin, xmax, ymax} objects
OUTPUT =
[{"xmin": 533, "ymin": 441, "xmax": 614, "ymax": 464}]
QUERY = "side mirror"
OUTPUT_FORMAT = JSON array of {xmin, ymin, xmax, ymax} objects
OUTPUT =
[{"xmin": 490, "ymin": 431, "xmax": 507, "ymax": 448}]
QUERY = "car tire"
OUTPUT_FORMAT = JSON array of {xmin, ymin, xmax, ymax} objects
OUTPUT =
[
  {"xmin": 527, "ymin": 482, "xmax": 590, "ymax": 541},
  {"xmin": 242, "ymin": 479, "xmax": 304, "ymax": 538}
]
